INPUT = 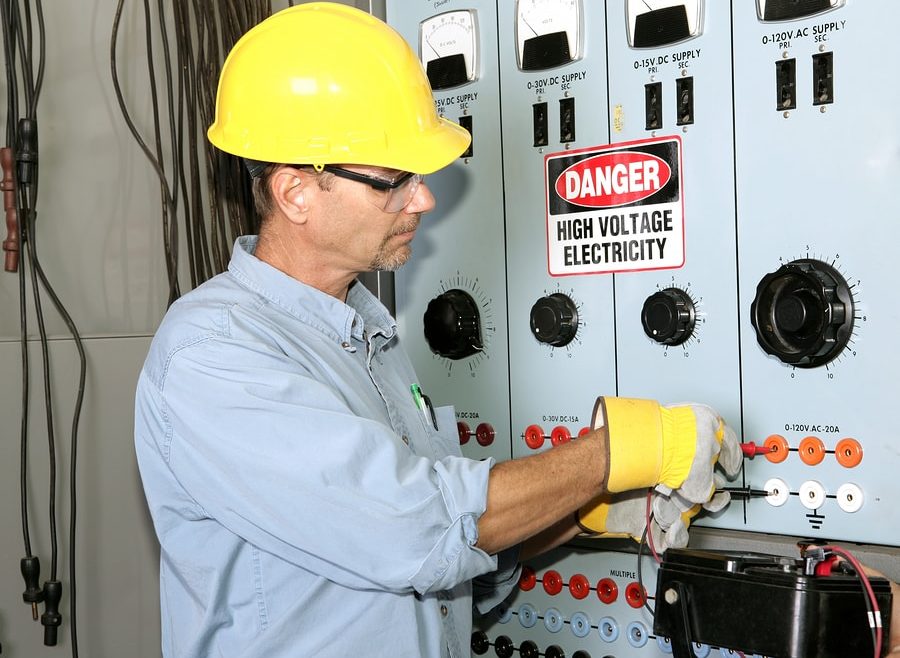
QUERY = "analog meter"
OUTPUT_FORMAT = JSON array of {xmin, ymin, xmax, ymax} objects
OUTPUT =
[
  {"xmin": 757, "ymin": 0, "xmax": 845, "ymax": 22},
  {"xmin": 515, "ymin": 0, "xmax": 583, "ymax": 71},
  {"xmin": 420, "ymin": 10, "xmax": 479, "ymax": 91},
  {"xmin": 626, "ymin": 0, "xmax": 703, "ymax": 48}
]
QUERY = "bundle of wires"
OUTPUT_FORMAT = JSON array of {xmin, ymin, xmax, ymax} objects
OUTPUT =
[
  {"xmin": 818, "ymin": 545, "xmax": 885, "ymax": 658},
  {"xmin": 110, "ymin": 0, "xmax": 279, "ymax": 305},
  {"xmin": 2, "ymin": 0, "xmax": 87, "ymax": 655}
]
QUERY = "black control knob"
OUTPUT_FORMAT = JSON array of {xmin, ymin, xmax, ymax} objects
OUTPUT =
[
  {"xmin": 519, "ymin": 641, "xmax": 540, "ymax": 658},
  {"xmin": 641, "ymin": 287, "xmax": 696, "ymax": 346},
  {"xmin": 470, "ymin": 630, "xmax": 490, "ymax": 655},
  {"xmin": 494, "ymin": 635, "xmax": 515, "ymax": 658},
  {"xmin": 530, "ymin": 293, "xmax": 579, "ymax": 347},
  {"xmin": 423, "ymin": 289, "xmax": 483, "ymax": 359},
  {"xmin": 750, "ymin": 258, "xmax": 854, "ymax": 368}
]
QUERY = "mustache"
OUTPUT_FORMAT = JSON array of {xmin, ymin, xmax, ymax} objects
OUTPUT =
[{"xmin": 390, "ymin": 216, "xmax": 420, "ymax": 236}]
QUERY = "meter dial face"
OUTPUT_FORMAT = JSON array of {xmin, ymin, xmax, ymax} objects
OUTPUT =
[
  {"xmin": 515, "ymin": 0, "xmax": 583, "ymax": 71},
  {"xmin": 756, "ymin": 0, "xmax": 844, "ymax": 22},
  {"xmin": 626, "ymin": 0, "xmax": 703, "ymax": 48},
  {"xmin": 420, "ymin": 10, "xmax": 479, "ymax": 90}
]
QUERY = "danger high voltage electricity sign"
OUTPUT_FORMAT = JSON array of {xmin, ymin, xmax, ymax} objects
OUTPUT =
[{"xmin": 544, "ymin": 136, "xmax": 684, "ymax": 276}]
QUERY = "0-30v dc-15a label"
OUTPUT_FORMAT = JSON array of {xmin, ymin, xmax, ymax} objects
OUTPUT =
[{"xmin": 544, "ymin": 136, "xmax": 685, "ymax": 276}]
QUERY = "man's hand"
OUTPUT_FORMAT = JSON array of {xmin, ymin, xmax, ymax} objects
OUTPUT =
[
  {"xmin": 594, "ymin": 397, "xmax": 742, "ymax": 504},
  {"xmin": 860, "ymin": 564, "xmax": 900, "ymax": 656}
]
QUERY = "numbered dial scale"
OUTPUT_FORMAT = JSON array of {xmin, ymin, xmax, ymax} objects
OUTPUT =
[
  {"xmin": 750, "ymin": 258, "xmax": 854, "ymax": 368},
  {"xmin": 515, "ymin": 0, "xmax": 583, "ymax": 71},
  {"xmin": 419, "ymin": 10, "xmax": 479, "ymax": 90},
  {"xmin": 626, "ymin": 0, "xmax": 704, "ymax": 48}
]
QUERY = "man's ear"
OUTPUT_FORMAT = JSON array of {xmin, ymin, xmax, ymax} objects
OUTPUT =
[{"xmin": 271, "ymin": 167, "xmax": 311, "ymax": 224}]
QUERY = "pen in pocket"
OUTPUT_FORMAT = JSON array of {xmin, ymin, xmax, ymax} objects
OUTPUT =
[{"xmin": 410, "ymin": 383, "xmax": 438, "ymax": 430}]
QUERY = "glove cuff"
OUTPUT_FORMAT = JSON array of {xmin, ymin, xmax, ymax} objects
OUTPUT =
[
  {"xmin": 576, "ymin": 494, "xmax": 635, "ymax": 540},
  {"xmin": 599, "ymin": 397, "xmax": 664, "ymax": 492},
  {"xmin": 576, "ymin": 494, "xmax": 614, "ymax": 534},
  {"xmin": 658, "ymin": 405, "xmax": 698, "ymax": 489}
]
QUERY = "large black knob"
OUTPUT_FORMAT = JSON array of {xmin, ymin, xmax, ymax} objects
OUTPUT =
[
  {"xmin": 530, "ymin": 293, "xmax": 579, "ymax": 346},
  {"xmin": 423, "ymin": 289, "xmax": 483, "ymax": 359},
  {"xmin": 641, "ymin": 287, "xmax": 696, "ymax": 346},
  {"xmin": 750, "ymin": 258, "xmax": 854, "ymax": 368}
]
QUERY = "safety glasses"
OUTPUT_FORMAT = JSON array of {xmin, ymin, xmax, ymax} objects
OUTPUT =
[{"xmin": 322, "ymin": 165, "xmax": 424, "ymax": 213}]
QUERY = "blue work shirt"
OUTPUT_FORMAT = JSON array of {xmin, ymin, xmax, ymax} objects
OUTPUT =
[{"xmin": 134, "ymin": 236, "xmax": 519, "ymax": 657}]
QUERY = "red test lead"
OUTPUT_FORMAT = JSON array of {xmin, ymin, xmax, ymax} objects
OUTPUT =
[{"xmin": 740, "ymin": 442, "xmax": 773, "ymax": 458}]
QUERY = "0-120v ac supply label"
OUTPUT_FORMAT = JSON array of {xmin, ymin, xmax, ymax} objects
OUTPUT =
[{"xmin": 544, "ymin": 136, "xmax": 685, "ymax": 276}]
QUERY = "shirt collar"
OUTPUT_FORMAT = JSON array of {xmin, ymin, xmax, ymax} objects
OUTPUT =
[{"xmin": 227, "ymin": 236, "xmax": 397, "ymax": 346}]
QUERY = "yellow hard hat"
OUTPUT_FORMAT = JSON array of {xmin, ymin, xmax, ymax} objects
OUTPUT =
[{"xmin": 207, "ymin": 2, "xmax": 470, "ymax": 175}]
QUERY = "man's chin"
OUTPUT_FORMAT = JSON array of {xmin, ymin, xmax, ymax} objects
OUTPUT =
[{"xmin": 371, "ymin": 246, "xmax": 412, "ymax": 272}]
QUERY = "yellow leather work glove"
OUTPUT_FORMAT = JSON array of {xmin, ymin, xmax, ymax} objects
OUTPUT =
[
  {"xmin": 576, "ymin": 490, "xmax": 694, "ymax": 551},
  {"xmin": 594, "ymin": 397, "xmax": 742, "ymax": 504}
]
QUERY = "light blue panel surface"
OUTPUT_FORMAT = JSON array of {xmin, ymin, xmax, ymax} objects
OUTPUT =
[
  {"xmin": 606, "ymin": 2, "xmax": 742, "ymax": 436},
  {"xmin": 388, "ymin": 0, "xmax": 513, "ymax": 463},
  {"xmin": 707, "ymin": 0, "xmax": 900, "ymax": 545},
  {"xmin": 497, "ymin": 0, "xmax": 616, "ymax": 460},
  {"xmin": 389, "ymin": 0, "xmax": 900, "ymax": 547}
]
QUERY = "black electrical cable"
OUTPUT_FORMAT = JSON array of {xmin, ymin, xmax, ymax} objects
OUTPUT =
[
  {"xmin": 141, "ymin": 0, "xmax": 181, "ymax": 301},
  {"xmin": 110, "ymin": 0, "xmax": 181, "ymax": 305},
  {"xmin": 29, "ymin": 221, "xmax": 86, "ymax": 655},
  {"xmin": 111, "ymin": 0, "xmax": 266, "ymax": 306},
  {"xmin": 4, "ymin": 0, "xmax": 83, "ymax": 653},
  {"xmin": 1, "ymin": 0, "xmax": 31, "ymax": 566}
]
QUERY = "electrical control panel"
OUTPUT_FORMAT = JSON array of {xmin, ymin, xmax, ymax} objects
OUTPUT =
[
  {"xmin": 499, "ymin": 0, "xmax": 616, "ymax": 460},
  {"xmin": 389, "ymin": 0, "xmax": 900, "ymax": 546},
  {"xmin": 716, "ymin": 1, "xmax": 898, "ymax": 544},
  {"xmin": 388, "ymin": 0, "xmax": 512, "ymax": 464},
  {"xmin": 387, "ymin": 0, "xmax": 900, "ymax": 654}
]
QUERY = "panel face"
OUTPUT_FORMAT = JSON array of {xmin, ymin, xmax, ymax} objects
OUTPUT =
[
  {"xmin": 714, "ymin": 0, "xmax": 900, "ymax": 546},
  {"xmin": 390, "ymin": 0, "xmax": 900, "ymax": 550},
  {"xmin": 475, "ymin": 546, "xmax": 715, "ymax": 658},
  {"xmin": 388, "ymin": 0, "xmax": 512, "ymax": 463},
  {"xmin": 500, "ymin": 0, "xmax": 615, "ymax": 461},
  {"xmin": 606, "ymin": 3, "xmax": 743, "ymax": 441}
]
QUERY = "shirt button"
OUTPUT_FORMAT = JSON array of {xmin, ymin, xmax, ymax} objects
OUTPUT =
[
  {"xmin": 440, "ymin": 605, "xmax": 448, "ymax": 616},
  {"xmin": 401, "ymin": 435, "xmax": 409, "ymax": 445}
]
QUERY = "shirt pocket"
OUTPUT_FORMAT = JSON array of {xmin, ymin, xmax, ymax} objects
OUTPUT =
[{"xmin": 424, "ymin": 405, "xmax": 463, "ymax": 460}]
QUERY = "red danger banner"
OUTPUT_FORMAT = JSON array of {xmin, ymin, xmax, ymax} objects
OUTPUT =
[{"xmin": 544, "ymin": 136, "xmax": 684, "ymax": 276}]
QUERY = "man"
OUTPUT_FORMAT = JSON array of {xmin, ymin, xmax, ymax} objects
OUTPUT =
[{"xmin": 134, "ymin": 4, "xmax": 740, "ymax": 657}]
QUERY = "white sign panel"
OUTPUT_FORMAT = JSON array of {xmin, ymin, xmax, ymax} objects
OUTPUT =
[{"xmin": 544, "ymin": 136, "xmax": 685, "ymax": 276}]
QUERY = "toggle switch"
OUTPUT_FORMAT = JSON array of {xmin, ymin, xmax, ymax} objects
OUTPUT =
[
  {"xmin": 676, "ymin": 76, "xmax": 694, "ymax": 125},
  {"xmin": 776, "ymin": 58, "xmax": 797, "ymax": 110},
  {"xmin": 645, "ymin": 81, "xmax": 663, "ymax": 130}
]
